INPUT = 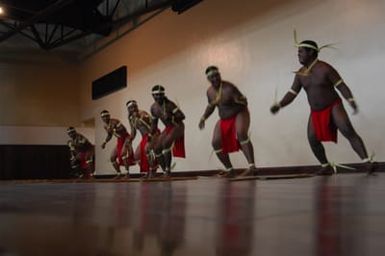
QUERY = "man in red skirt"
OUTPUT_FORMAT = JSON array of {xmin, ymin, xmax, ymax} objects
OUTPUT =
[
  {"xmin": 150, "ymin": 85, "xmax": 185, "ymax": 177},
  {"xmin": 271, "ymin": 39, "xmax": 374, "ymax": 175},
  {"xmin": 199, "ymin": 66, "xmax": 257, "ymax": 177},
  {"xmin": 127, "ymin": 100, "xmax": 159, "ymax": 178},
  {"xmin": 67, "ymin": 127, "xmax": 95, "ymax": 178},
  {"xmin": 101, "ymin": 110, "xmax": 135, "ymax": 178}
]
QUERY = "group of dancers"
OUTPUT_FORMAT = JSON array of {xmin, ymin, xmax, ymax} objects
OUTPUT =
[{"xmin": 67, "ymin": 36, "xmax": 376, "ymax": 179}]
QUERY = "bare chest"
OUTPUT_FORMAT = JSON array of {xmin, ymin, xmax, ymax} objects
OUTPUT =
[
  {"xmin": 299, "ymin": 72, "xmax": 330, "ymax": 91},
  {"xmin": 153, "ymin": 102, "xmax": 174, "ymax": 119},
  {"xmin": 208, "ymin": 86, "xmax": 233, "ymax": 105}
]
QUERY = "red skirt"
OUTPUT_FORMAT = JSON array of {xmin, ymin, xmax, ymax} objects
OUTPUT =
[
  {"xmin": 311, "ymin": 98, "xmax": 341, "ymax": 143},
  {"xmin": 220, "ymin": 116, "xmax": 240, "ymax": 153},
  {"xmin": 78, "ymin": 152, "xmax": 89, "ymax": 170},
  {"xmin": 163, "ymin": 125, "xmax": 186, "ymax": 158},
  {"xmin": 139, "ymin": 134, "xmax": 150, "ymax": 172}
]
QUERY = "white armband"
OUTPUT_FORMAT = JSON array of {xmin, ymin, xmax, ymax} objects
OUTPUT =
[
  {"xmin": 289, "ymin": 89, "xmax": 298, "ymax": 96},
  {"xmin": 334, "ymin": 79, "xmax": 343, "ymax": 87},
  {"xmin": 347, "ymin": 97, "xmax": 355, "ymax": 103}
]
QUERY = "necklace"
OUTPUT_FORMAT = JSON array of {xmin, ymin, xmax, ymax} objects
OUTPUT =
[
  {"xmin": 212, "ymin": 82, "xmax": 223, "ymax": 105},
  {"xmin": 295, "ymin": 58, "xmax": 318, "ymax": 76}
]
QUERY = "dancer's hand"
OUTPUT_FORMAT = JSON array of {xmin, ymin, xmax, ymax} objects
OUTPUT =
[
  {"xmin": 270, "ymin": 103, "xmax": 280, "ymax": 114},
  {"xmin": 199, "ymin": 117, "xmax": 205, "ymax": 130},
  {"xmin": 350, "ymin": 101, "xmax": 358, "ymax": 115}
]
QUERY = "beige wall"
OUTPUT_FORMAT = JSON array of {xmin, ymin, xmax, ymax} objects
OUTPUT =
[
  {"xmin": 0, "ymin": 126, "xmax": 94, "ymax": 145},
  {"xmin": 79, "ymin": 0, "xmax": 385, "ymax": 174},
  {"xmin": 0, "ymin": 59, "xmax": 80, "ymax": 126}
]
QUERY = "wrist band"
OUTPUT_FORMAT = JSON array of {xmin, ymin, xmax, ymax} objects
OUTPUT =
[{"xmin": 347, "ymin": 98, "xmax": 355, "ymax": 103}]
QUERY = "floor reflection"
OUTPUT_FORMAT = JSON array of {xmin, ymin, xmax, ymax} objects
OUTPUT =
[
  {"xmin": 215, "ymin": 181, "xmax": 256, "ymax": 256},
  {"xmin": 0, "ymin": 174, "xmax": 384, "ymax": 255},
  {"xmin": 314, "ymin": 176, "xmax": 368, "ymax": 256},
  {"xmin": 133, "ymin": 182, "xmax": 187, "ymax": 256}
]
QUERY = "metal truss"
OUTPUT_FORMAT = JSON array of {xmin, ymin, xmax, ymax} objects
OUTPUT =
[{"xmin": 0, "ymin": 0, "xmax": 176, "ymax": 50}]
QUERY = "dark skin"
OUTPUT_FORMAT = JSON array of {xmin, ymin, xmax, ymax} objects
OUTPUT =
[
  {"xmin": 67, "ymin": 131, "xmax": 95, "ymax": 176},
  {"xmin": 128, "ymin": 104, "xmax": 158, "ymax": 173},
  {"xmin": 199, "ymin": 71, "xmax": 256, "ymax": 175},
  {"xmin": 271, "ymin": 46, "xmax": 368, "ymax": 165},
  {"xmin": 150, "ymin": 93, "xmax": 185, "ymax": 174},
  {"xmin": 101, "ymin": 114, "xmax": 133, "ymax": 174}
]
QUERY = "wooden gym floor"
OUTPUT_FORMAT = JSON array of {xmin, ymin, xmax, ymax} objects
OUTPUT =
[{"xmin": 0, "ymin": 173, "xmax": 384, "ymax": 256}]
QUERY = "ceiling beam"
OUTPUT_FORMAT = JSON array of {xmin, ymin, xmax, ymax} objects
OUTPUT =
[
  {"xmin": 47, "ymin": 0, "xmax": 176, "ymax": 49},
  {"xmin": 0, "ymin": 0, "xmax": 76, "ymax": 43}
]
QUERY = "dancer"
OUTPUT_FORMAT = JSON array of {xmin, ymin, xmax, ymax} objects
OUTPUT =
[
  {"xmin": 66, "ymin": 127, "xmax": 95, "ymax": 178},
  {"xmin": 199, "ymin": 66, "xmax": 257, "ymax": 177},
  {"xmin": 270, "ymin": 38, "xmax": 374, "ymax": 174},
  {"xmin": 150, "ymin": 85, "xmax": 185, "ymax": 177},
  {"xmin": 127, "ymin": 100, "xmax": 158, "ymax": 178},
  {"xmin": 100, "ymin": 110, "xmax": 135, "ymax": 177}
]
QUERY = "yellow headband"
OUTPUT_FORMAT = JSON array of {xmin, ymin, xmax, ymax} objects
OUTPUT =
[
  {"xmin": 67, "ymin": 128, "xmax": 75, "ymax": 134},
  {"xmin": 100, "ymin": 112, "xmax": 110, "ymax": 117},
  {"xmin": 152, "ymin": 90, "xmax": 164, "ymax": 95},
  {"xmin": 294, "ymin": 29, "xmax": 336, "ymax": 52},
  {"xmin": 206, "ymin": 69, "xmax": 219, "ymax": 77},
  {"xmin": 126, "ymin": 101, "xmax": 137, "ymax": 108}
]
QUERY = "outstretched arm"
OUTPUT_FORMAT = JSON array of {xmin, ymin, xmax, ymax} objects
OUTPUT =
[
  {"xmin": 101, "ymin": 128, "xmax": 112, "ymax": 149},
  {"xmin": 232, "ymin": 85, "xmax": 248, "ymax": 106},
  {"xmin": 129, "ymin": 118, "xmax": 137, "ymax": 141},
  {"xmin": 170, "ymin": 101, "xmax": 185, "ymax": 123},
  {"xmin": 150, "ymin": 106, "xmax": 159, "ymax": 134},
  {"xmin": 199, "ymin": 92, "xmax": 216, "ymax": 130},
  {"xmin": 335, "ymin": 82, "xmax": 358, "ymax": 114},
  {"xmin": 270, "ymin": 76, "xmax": 302, "ymax": 114},
  {"xmin": 328, "ymin": 68, "xmax": 358, "ymax": 114},
  {"xmin": 199, "ymin": 104, "xmax": 215, "ymax": 130}
]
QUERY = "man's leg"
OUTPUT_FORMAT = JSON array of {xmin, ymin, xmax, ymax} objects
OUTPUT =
[
  {"xmin": 85, "ymin": 150, "xmax": 95, "ymax": 178},
  {"xmin": 235, "ymin": 110, "xmax": 257, "ymax": 176},
  {"xmin": 154, "ymin": 133, "xmax": 166, "ymax": 173},
  {"xmin": 145, "ymin": 144, "xmax": 157, "ymax": 178},
  {"xmin": 134, "ymin": 145, "xmax": 141, "ymax": 167},
  {"xmin": 110, "ymin": 148, "xmax": 122, "ymax": 177},
  {"xmin": 307, "ymin": 116, "xmax": 333, "ymax": 175},
  {"xmin": 70, "ymin": 154, "xmax": 81, "ymax": 177},
  {"xmin": 162, "ymin": 146, "xmax": 172, "ymax": 177},
  {"xmin": 212, "ymin": 121, "xmax": 236, "ymax": 177},
  {"xmin": 332, "ymin": 104, "xmax": 368, "ymax": 159},
  {"xmin": 120, "ymin": 142, "xmax": 133, "ymax": 178},
  {"xmin": 332, "ymin": 104, "xmax": 374, "ymax": 172},
  {"xmin": 161, "ymin": 125, "xmax": 184, "ymax": 177}
]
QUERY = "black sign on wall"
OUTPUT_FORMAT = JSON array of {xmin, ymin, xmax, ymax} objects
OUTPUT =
[{"xmin": 92, "ymin": 66, "xmax": 127, "ymax": 100}]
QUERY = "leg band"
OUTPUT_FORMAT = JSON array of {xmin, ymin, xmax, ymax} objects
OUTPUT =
[
  {"xmin": 239, "ymin": 137, "xmax": 250, "ymax": 145},
  {"xmin": 214, "ymin": 148, "xmax": 223, "ymax": 154},
  {"xmin": 162, "ymin": 147, "xmax": 172, "ymax": 155}
]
